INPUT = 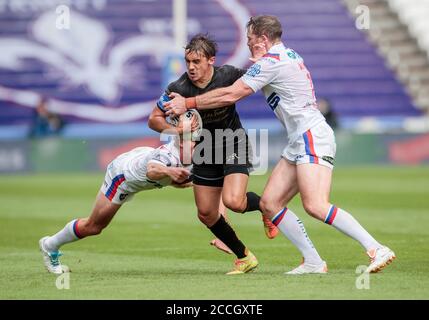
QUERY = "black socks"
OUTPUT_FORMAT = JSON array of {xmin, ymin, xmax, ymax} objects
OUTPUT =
[
  {"xmin": 243, "ymin": 191, "xmax": 261, "ymax": 213},
  {"xmin": 209, "ymin": 215, "xmax": 246, "ymax": 258}
]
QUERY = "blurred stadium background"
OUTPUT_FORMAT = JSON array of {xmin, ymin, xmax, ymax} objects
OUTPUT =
[
  {"xmin": 0, "ymin": 0, "xmax": 429, "ymax": 170},
  {"xmin": 1, "ymin": 0, "xmax": 428, "ymax": 300}
]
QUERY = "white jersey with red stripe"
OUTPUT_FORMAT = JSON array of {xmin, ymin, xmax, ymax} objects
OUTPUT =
[
  {"xmin": 113, "ymin": 138, "xmax": 183, "ymax": 193},
  {"xmin": 101, "ymin": 139, "xmax": 187, "ymax": 205},
  {"xmin": 241, "ymin": 42, "xmax": 326, "ymax": 144}
]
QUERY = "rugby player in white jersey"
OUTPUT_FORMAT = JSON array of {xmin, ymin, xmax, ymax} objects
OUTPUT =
[
  {"xmin": 165, "ymin": 15, "xmax": 395, "ymax": 274},
  {"xmin": 39, "ymin": 134, "xmax": 194, "ymax": 274}
]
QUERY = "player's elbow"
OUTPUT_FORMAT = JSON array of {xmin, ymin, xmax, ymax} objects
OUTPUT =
[
  {"xmin": 146, "ymin": 163, "xmax": 166, "ymax": 181},
  {"xmin": 147, "ymin": 113, "xmax": 158, "ymax": 131},
  {"xmin": 146, "ymin": 164, "xmax": 157, "ymax": 180}
]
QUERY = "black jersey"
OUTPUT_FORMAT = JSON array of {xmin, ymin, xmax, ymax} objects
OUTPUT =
[
  {"xmin": 165, "ymin": 65, "xmax": 246, "ymax": 135},
  {"xmin": 158, "ymin": 65, "xmax": 251, "ymax": 169}
]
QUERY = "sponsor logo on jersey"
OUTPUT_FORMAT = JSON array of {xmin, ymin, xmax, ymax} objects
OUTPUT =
[
  {"xmin": 286, "ymin": 49, "xmax": 302, "ymax": 60},
  {"xmin": 246, "ymin": 63, "xmax": 261, "ymax": 77},
  {"xmin": 119, "ymin": 193, "xmax": 129, "ymax": 201},
  {"xmin": 266, "ymin": 92, "xmax": 281, "ymax": 111}
]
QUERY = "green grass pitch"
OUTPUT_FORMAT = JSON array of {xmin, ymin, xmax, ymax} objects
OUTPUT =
[{"xmin": 1, "ymin": 166, "xmax": 428, "ymax": 299}]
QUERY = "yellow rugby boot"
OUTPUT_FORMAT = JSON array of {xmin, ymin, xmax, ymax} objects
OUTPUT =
[{"xmin": 226, "ymin": 249, "xmax": 258, "ymax": 275}]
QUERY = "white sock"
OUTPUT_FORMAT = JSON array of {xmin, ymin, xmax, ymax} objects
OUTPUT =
[
  {"xmin": 272, "ymin": 208, "xmax": 323, "ymax": 265},
  {"xmin": 325, "ymin": 205, "xmax": 381, "ymax": 251},
  {"xmin": 44, "ymin": 219, "xmax": 82, "ymax": 252}
]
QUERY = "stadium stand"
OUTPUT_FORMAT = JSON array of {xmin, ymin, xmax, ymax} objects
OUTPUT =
[
  {"xmin": 388, "ymin": 0, "xmax": 429, "ymax": 111},
  {"xmin": 389, "ymin": 0, "xmax": 429, "ymax": 58},
  {"xmin": 343, "ymin": 0, "xmax": 429, "ymax": 112},
  {"xmin": 0, "ymin": 0, "xmax": 424, "ymax": 138}
]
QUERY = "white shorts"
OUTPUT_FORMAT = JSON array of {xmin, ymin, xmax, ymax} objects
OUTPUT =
[
  {"xmin": 282, "ymin": 121, "xmax": 336, "ymax": 169},
  {"xmin": 100, "ymin": 162, "xmax": 135, "ymax": 205}
]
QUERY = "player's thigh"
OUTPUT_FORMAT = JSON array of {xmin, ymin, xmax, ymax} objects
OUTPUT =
[
  {"xmin": 222, "ymin": 173, "xmax": 248, "ymax": 206},
  {"xmin": 261, "ymin": 158, "xmax": 299, "ymax": 215},
  {"xmin": 87, "ymin": 191, "xmax": 122, "ymax": 228},
  {"xmin": 296, "ymin": 163, "xmax": 332, "ymax": 216},
  {"xmin": 193, "ymin": 184, "xmax": 223, "ymax": 217}
]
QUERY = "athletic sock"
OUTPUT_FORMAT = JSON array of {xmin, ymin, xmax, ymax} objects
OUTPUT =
[
  {"xmin": 242, "ymin": 191, "xmax": 261, "ymax": 213},
  {"xmin": 44, "ymin": 219, "xmax": 83, "ymax": 252},
  {"xmin": 325, "ymin": 205, "xmax": 382, "ymax": 251},
  {"xmin": 209, "ymin": 215, "xmax": 247, "ymax": 258},
  {"xmin": 272, "ymin": 208, "xmax": 323, "ymax": 265}
]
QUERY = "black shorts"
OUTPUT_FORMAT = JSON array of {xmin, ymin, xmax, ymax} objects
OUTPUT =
[
  {"xmin": 192, "ymin": 163, "xmax": 251, "ymax": 187},
  {"xmin": 191, "ymin": 135, "xmax": 253, "ymax": 187}
]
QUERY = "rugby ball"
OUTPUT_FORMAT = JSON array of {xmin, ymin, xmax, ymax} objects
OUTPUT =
[{"xmin": 169, "ymin": 109, "xmax": 203, "ymax": 140}]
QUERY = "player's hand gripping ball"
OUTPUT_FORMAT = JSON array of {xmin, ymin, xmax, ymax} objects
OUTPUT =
[
  {"xmin": 158, "ymin": 93, "xmax": 202, "ymax": 140},
  {"xmin": 170, "ymin": 109, "xmax": 203, "ymax": 141}
]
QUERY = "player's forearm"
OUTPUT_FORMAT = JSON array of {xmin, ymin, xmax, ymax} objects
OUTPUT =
[
  {"xmin": 148, "ymin": 114, "xmax": 182, "ymax": 134},
  {"xmin": 189, "ymin": 80, "xmax": 253, "ymax": 111},
  {"xmin": 146, "ymin": 163, "xmax": 169, "ymax": 180},
  {"xmin": 194, "ymin": 87, "xmax": 239, "ymax": 110}
]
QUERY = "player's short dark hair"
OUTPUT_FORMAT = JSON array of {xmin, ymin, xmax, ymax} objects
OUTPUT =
[
  {"xmin": 246, "ymin": 15, "xmax": 283, "ymax": 41},
  {"xmin": 185, "ymin": 34, "xmax": 218, "ymax": 58}
]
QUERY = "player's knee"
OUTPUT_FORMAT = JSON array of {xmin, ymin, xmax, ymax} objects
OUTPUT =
[
  {"xmin": 302, "ymin": 201, "xmax": 325, "ymax": 219},
  {"xmin": 83, "ymin": 220, "xmax": 106, "ymax": 236},
  {"xmin": 89, "ymin": 224, "xmax": 104, "ymax": 235},
  {"xmin": 197, "ymin": 209, "xmax": 217, "ymax": 226},
  {"xmin": 260, "ymin": 196, "xmax": 277, "ymax": 216},
  {"xmin": 223, "ymin": 194, "xmax": 246, "ymax": 213}
]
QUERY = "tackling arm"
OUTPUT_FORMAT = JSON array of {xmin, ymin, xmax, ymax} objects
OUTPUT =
[
  {"xmin": 164, "ymin": 79, "xmax": 254, "ymax": 116},
  {"xmin": 146, "ymin": 162, "xmax": 190, "ymax": 184},
  {"xmin": 191, "ymin": 43, "xmax": 268, "ymax": 110},
  {"xmin": 196, "ymin": 79, "xmax": 254, "ymax": 110},
  {"xmin": 146, "ymin": 162, "xmax": 170, "ymax": 181}
]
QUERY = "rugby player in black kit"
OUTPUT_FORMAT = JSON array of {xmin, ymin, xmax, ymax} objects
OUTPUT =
[{"xmin": 148, "ymin": 34, "xmax": 278, "ymax": 274}]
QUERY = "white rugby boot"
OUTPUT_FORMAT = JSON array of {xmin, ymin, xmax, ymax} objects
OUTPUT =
[
  {"xmin": 39, "ymin": 236, "xmax": 64, "ymax": 274},
  {"xmin": 365, "ymin": 246, "xmax": 396, "ymax": 273},
  {"xmin": 285, "ymin": 260, "xmax": 328, "ymax": 275}
]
